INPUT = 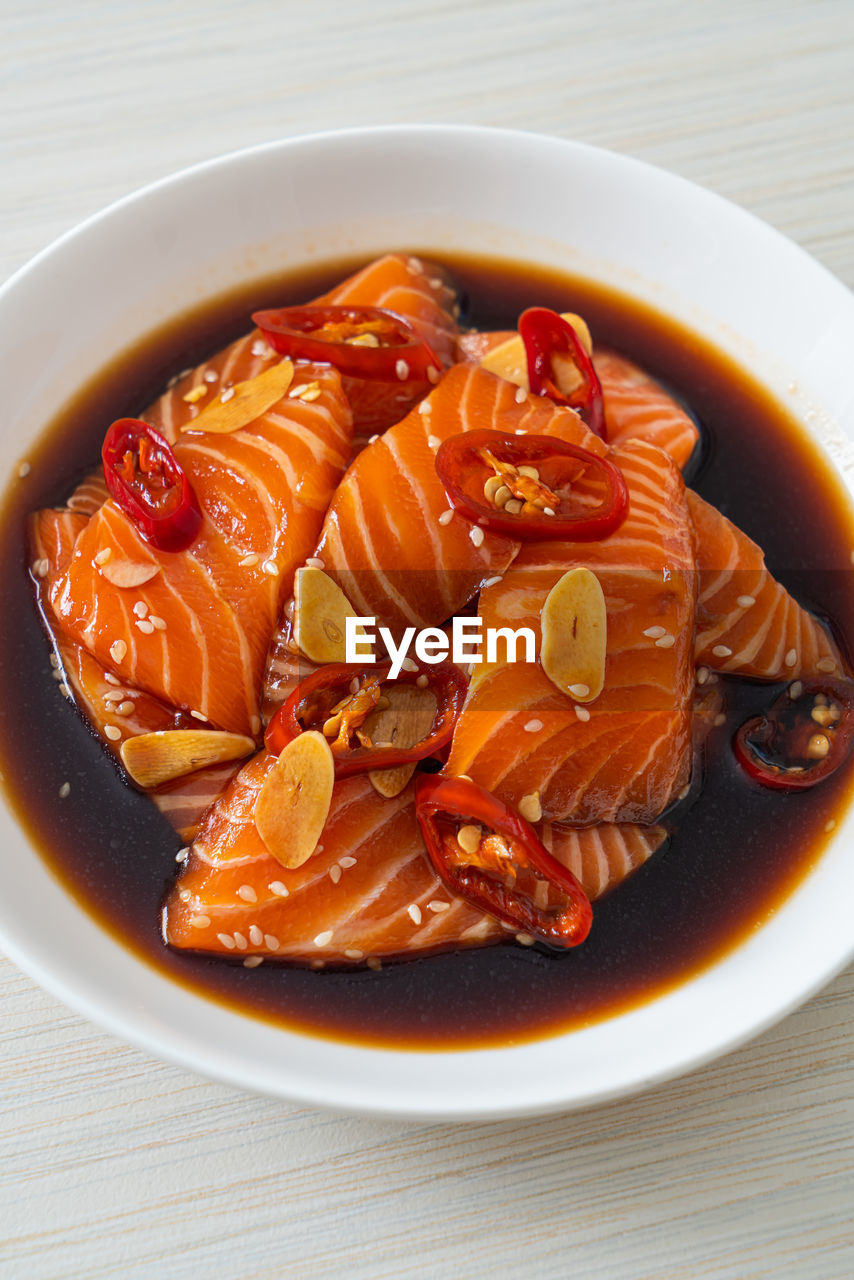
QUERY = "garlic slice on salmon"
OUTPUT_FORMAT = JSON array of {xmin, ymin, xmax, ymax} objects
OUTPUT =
[
  {"xmin": 181, "ymin": 359, "xmax": 294, "ymax": 435},
  {"xmin": 98, "ymin": 559, "xmax": 162, "ymax": 588},
  {"xmin": 540, "ymin": 567, "xmax": 607, "ymax": 703},
  {"xmin": 254, "ymin": 730, "xmax": 334, "ymax": 869},
  {"xmin": 294, "ymin": 567, "xmax": 364, "ymax": 664},
  {"xmin": 480, "ymin": 312, "xmax": 592, "ymax": 395},
  {"xmin": 121, "ymin": 729, "xmax": 255, "ymax": 788},
  {"xmin": 364, "ymin": 683, "xmax": 438, "ymax": 798}
]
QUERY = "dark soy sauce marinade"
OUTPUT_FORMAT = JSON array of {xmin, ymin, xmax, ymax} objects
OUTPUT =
[{"xmin": 2, "ymin": 254, "xmax": 853, "ymax": 1051}]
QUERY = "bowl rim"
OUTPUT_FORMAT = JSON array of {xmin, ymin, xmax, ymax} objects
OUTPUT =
[{"xmin": 2, "ymin": 123, "xmax": 854, "ymax": 1120}]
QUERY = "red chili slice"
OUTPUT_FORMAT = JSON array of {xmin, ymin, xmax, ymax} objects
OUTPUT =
[
  {"xmin": 264, "ymin": 661, "xmax": 468, "ymax": 777},
  {"xmin": 101, "ymin": 419, "xmax": 201, "ymax": 552},
  {"xmin": 415, "ymin": 774, "xmax": 592, "ymax": 948},
  {"xmin": 733, "ymin": 677, "xmax": 854, "ymax": 791},
  {"xmin": 251, "ymin": 304, "xmax": 443, "ymax": 383},
  {"xmin": 434, "ymin": 428, "xmax": 628, "ymax": 541},
  {"xmin": 519, "ymin": 307, "xmax": 606, "ymax": 439}
]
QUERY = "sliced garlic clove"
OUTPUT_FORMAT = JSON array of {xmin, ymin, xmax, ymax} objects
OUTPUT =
[
  {"xmin": 480, "ymin": 313, "xmax": 593, "ymax": 397},
  {"xmin": 182, "ymin": 359, "xmax": 294, "ymax": 435},
  {"xmin": 364, "ymin": 683, "xmax": 438, "ymax": 798},
  {"xmin": 254, "ymin": 730, "xmax": 334, "ymax": 868},
  {"xmin": 540, "ymin": 567, "xmax": 607, "ymax": 703},
  {"xmin": 99, "ymin": 560, "xmax": 161, "ymax": 588},
  {"xmin": 120, "ymin": 729, "xmax": 255, "ymax": 789},
  {"xmin": 293, "ymin": 567, "xmax": 364, "ymax": 664}
]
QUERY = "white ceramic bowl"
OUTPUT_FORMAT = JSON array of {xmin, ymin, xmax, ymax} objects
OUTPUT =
[{"xmin": 2, "ymin": 125, "xmax": 854, "ymax": 1120}]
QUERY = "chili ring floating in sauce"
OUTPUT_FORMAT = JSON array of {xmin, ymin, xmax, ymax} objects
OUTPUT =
[
  {"xmin": 733, "ymin": 677, "xmax": 854, "ymax": 791},
  {"xmin": 101, "ymin": 418, "xmax": 202, "ymax": 552},
  {"xmin": 434, "ymin": 428, "xmax": 628, "ymax": 541},
  {"xmin": 251, "ymin": 304, "xmax": 443, "ymax": 383},
  {"xmin": 265, "ymin": 660, "xmax": 468, "ymax": 777},
  {"xmin": 415, "ymin": 774, "xmax": 592, "ymax": 948},
  {"xmin": 519, "ymin": 306, "xmax": 606, "ymax": 439}
]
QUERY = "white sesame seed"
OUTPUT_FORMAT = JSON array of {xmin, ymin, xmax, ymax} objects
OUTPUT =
[
  {"xmin": 204, "ymin": 369, "xmax": 219, "ymax": 383},
  {"xmin": 249, "ymin": 924, "xmax": 263, "ymax": 945},
  {"xmin": 524, "ymin": 719, "xmax": 543, "ymax": 733},
  {"xmin": 251, "ymin": 339, "xmax": 273, "ymax": 358},
  {"xmin": 697, "ymin": 666, "xmax": 709, "ymax": 685},
  {"xmin": 178, "ymin": 889, "xmax": 191, "ymax": 903},
  {"xmin": 427, "ymin": 366, "xmax": 440, "ymax": 385},
  {"xmin": 105, "ymin": 672, "xmax": 120, "ymax": 686},
  {"xmin": 408, "ymin": 255, "xmax": 424, "ymax": 273},
  {"xmin": 306, "ymin": 557, "xmax": 325, "ymax": 569},
  {"xmin": 190, "ymin": 915, "xmax": 210, "ymax": 929},
  {"xmin": 17, "ymin": 461, "xmax": 31, "ymax": 478},
  {"xmin": 712, "ymin": 645, "xmax": 733, "ymax": 658},
  {"xmin": 239, "ymin": 553, "xmax": 260, "ymax": 567},
  {"xmin": 644, "ymin": 626, "xmax": 666, "ymax": 639},
  {"xmin": 132, "ymin": 601, "xmax": 148, "ymax": 619},
  {"xmin": 516, "ymin": 932, "xmax": 535, "ymax": 946},
  {"xmin": 655, "ymin": 634, "xmax": 676, "ymax": 649},
  {"xmin": 314, "ymin": 930, "xmax": 333, "ymax": 948},
  {"xmin": 104, "ymin": 725, "xmax": 121, "ymax": 741},
  {"xmin": 243, "ymin": 956, "xmax": 263, "ymax": 968},
  {"xmin": 269, "ymin": 881, "xmax": 289, "ymax": 897},
  {"xmin": 438, "ymin": 509, "xmax": 454, "ymax": 526},
  {"xmin": 237, "ymin": 884, "xmax": 257, "ymax": 902},
  {"xmin": 190, "ymin": 710, "xmax": 207, "ymax": 722},
  {"xmin": 515, "ymin": 428, "xmax": 526, "ymax": 435},
  {"xmin": 427, "ymin": 435, "xmax": 440, "ymax": 450},
  {"xmin": 784, "ymin": 648, "xmax": 798, "ymax": 667},
  {"xmin": 116, "ymin": 701, "xmax": 135, "ymax": 716},
  {"xmin": 789, "ymin": 681, "xmax": 804, "ymax": 699},
  {"xmin": 329, "ymin": 865, "xmax": 342, "ymax": 884},
  {"xmin": 94, "ymin": 548, "xmax": 112, "ymax": 566},
  {"xmin": 418, "ymin": 401, "xmax": 431, "ymax": 415},
  {"xmin": 543, "ymin": 507, "xmax": 556, "ymax": 517},
  {"xmin": 366, "ymin": 956, "xmax": 382, "ymax": 970},
  {"xmin": 58, "ymin": 782, "xmax": 70, "ymax": 799},
  {"xmin": 483, "ymin": 575, "xmax": 502, "ymax": 589},
  {"xmin": 233, "ymin": 932, "xmax": 248, "ymax": 950},
  {"xmin": 217, "ymin": 932, "xmax": 236, "ymax": 949},
  {"xmin": 575, "ymin": 704, "xmax": 591, "ymax": 722},
  {"xmin": 469, "ymin": 526, "xmax": 485, "ymax": 548},
  {"xmin": 33, "ymin": 558, "xmax": 49, "ymax": 578},
  {"xmin": 395, "ymin": 359, "xmax": 409, "ymax": 380},
  {"xmin": 568, "ymin": 683, "xmax": 590, "ymax": 698},
  {"xmin": 263, "ymin": 559, "xmax": 279, "ymax": 576},
  {"xmin": 428, "ymin": 900, "xmax": 450, "ymax": 913},
  {"xmin": 344, "ymin": 948, "xmax": 364, "ymax": 960},
  {"xmin": 220, "ymin": 387, "xmax": 235, "ymax": 403},
  {"xmin": 149, "ymin": 615, "xmax": 166, "ymax": 631},
  {"xmin": 407, "ymin": 903, "xmax": 423, "ymax": 926},
  {"xmin": 339, "ymin": 856, "xmax": 357, "ymax": 869},
  {"xmin": 265, "ymin": 934, "xmax": 280, "ymax": 951},
  {"xmin": 816, "ymin": 657, "xmax": 837, "ymax": 673},
  {"xmin": 175, "ymin": 846, "xmax": 190, "ymax": 862},
  {"xmin": 737, "ymin": 595, "xmax": 756, "ymax": 608},
  {"xmin": 182, "ymin": 384, "xmax": 207, "ymax": 404},
  {"xmin": 514, "ymin": 386, "xmax": 527, "ymax": 404}
]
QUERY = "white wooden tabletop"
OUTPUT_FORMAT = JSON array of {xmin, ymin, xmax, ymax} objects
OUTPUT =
[{"xmin": 2, "ymin": 2, "xmax": 853, "ymax": 1276}]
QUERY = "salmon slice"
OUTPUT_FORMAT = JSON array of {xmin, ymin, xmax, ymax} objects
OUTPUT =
[
  {"xmin": 47, "ymin": 363, "xmax": 352, "ymax": 737},
  {"xmin": 147, "ymin": 255, "xmax": 459, "ymax": 447},
  {"xmin": 163, "ymin": 762, "xmax": 666, "ymax": 963},
  {"xmin": 446, "ymin": 440, "xmax": 696, "ymax": 823},
  {"xmin": 688, "ymin": 490, "xmax": 845, "ymax": 680},
  {"xmin": 457, "ymin": 330, "xmax": 700, "ymax": 469},
  {"xmin": 314, "ymin": 362, "xmax": 606, "ymax": 635}
]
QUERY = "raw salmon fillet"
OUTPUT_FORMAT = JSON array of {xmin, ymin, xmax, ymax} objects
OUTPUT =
[
  {"xmin": 688, "ymin": 491, "xmax": 845, "ymax": 680},
  {"xmin": 47, "ymin": 363, "xmax": 352, "ymax": 737},
  {"xmin": 314, "ymin": 362, "xmax": 606, "ymax": 634},
  {"xmin": 446, "ymin": 440, "xmax": 696, "ymax": 823},
  {"xmin": 163, "ymin": 763, "xmax": 666, "ymax": 963},
  {"xmin": 148, "ymin": 254, "xmax": 459, "ymax": 446},
  {"xmin": 457, "ymin": 330, "xmax": 700, "ymax": 469}
]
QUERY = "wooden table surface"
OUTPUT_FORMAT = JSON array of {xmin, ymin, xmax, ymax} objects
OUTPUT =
[{"xmin": 2, "ymin": 2, "xmax": 853, "ymax": 1276}]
